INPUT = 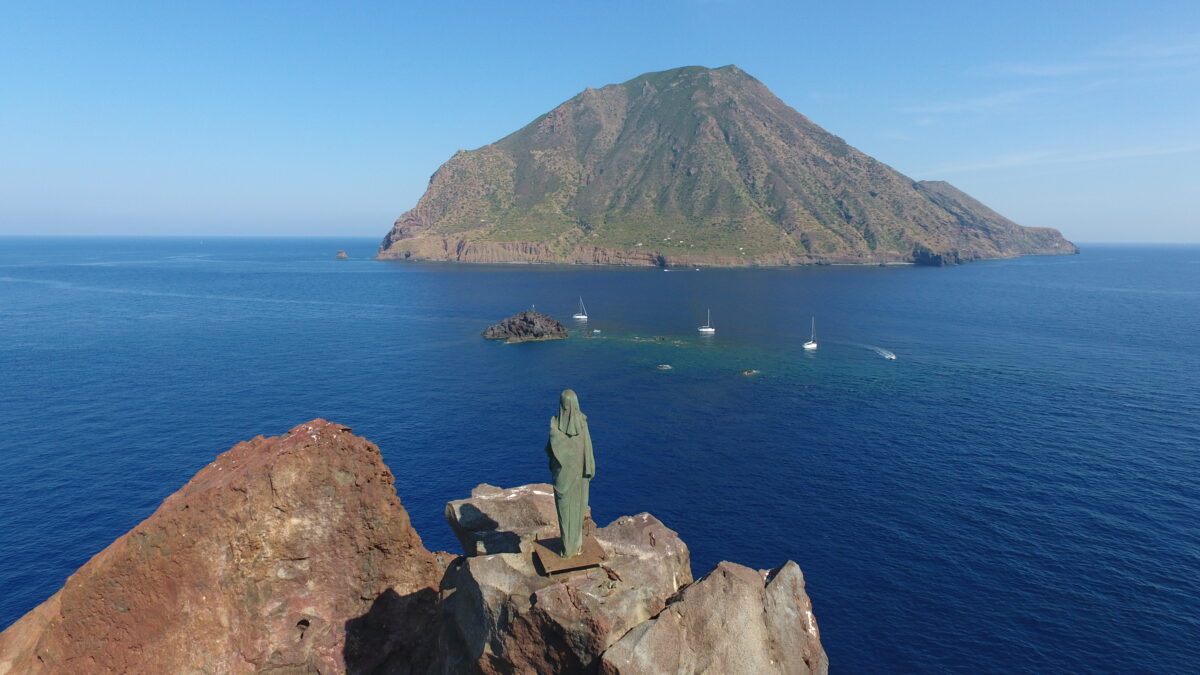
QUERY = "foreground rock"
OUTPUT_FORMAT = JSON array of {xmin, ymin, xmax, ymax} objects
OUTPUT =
[
  {"xmin": 600, "ymin": 561, "xmax": 827, "ymax": 674},
  {"xmin": 482, "ymin": 310, "xmax": 568, "ymax": 343},
  {"xmin": 436, "ymin": 483, "xmax": 826, "ymax": 675},
  {"xmin": 1, "ymin": 439, "xmax": 828, "ymax": 674},
  {"xmin": 0, "ymin": 420, "xmax": 444, "ymax": 674},
  {"xmin": 437, "ymin": 512, "xmax": 692, "ymax": 674}
]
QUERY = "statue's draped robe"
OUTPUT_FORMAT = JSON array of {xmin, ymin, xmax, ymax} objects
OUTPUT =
[{"xmin": 546, "ymin": 404, "xmax": 595, "ymax": 558}]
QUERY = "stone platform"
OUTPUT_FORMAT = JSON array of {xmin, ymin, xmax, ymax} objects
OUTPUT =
[{"xmin": 533, "ymin": 535, "xmax": 605, "ymax": 576}]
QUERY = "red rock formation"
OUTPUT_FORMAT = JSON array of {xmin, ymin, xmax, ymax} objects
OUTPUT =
[
  {"xmin": 1, "ymin": 442, "xmax": 830, "ymax": 674},
  {"xmin": 0, "ymin": 420, "xmax": 444, "ymax": 674}
]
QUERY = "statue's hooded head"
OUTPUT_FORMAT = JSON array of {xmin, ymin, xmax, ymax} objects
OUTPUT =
[{"xmin": 556, "ymin": 389, "xmax": 586, "ymax": 436}]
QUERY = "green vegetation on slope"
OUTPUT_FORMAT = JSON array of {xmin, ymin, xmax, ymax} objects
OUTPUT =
[{"xmin": 380, "ymin": 65, "xmax": 1076, "ymax": 265}]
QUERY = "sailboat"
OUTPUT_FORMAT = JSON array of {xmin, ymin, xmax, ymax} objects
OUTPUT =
[
  {"xmin": 698, "ymin": 309, "xmax": 716, "ymax": 334},
  {"xmin": 572, "ymin": 297, "xmax": 588, "ymax": 321},
  {"xmin": 803, "ymin": 317, "xmax": 818, "ymax": 350}
]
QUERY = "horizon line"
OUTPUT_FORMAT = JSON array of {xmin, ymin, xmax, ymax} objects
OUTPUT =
[{"xmin": 2, "ymin": 234, "xmax": 1198, "ymax": 246}]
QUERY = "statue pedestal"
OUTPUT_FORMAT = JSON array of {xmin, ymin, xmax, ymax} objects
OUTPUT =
[{"xmin": 532, "ymin": 536, "xmax": 605, "ymax": 576}]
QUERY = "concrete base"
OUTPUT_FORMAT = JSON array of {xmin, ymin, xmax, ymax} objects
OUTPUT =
[{"xmin": 533, "ymin": 535, "xmax": 605, "ymax": 576}]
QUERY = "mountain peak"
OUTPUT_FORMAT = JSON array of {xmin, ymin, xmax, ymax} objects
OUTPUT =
[{"xmin": 619, "ymin": 64, "xmax": 753, "ymax": 91}]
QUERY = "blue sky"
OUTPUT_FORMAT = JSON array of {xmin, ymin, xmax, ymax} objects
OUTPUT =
[{"xmin": 2, "ymin": 1, "xmax": 1197, "ymax": 242}]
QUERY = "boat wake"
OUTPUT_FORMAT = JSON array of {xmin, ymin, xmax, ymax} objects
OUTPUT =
[
  {"xmin": 845, "ymin": 341, "xmax": 897, "ymax": 360},
  {"xmin": 868, "ymin": 345, "xmax": 897, "ymax": 360}
]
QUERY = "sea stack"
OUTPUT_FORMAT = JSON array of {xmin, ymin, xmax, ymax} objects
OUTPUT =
[
  {"xmin": 379, "ymin": 65, "xmax": 1076, "ymax": 267},
  {"xmin": 482, "ymin": 310, "xmax": 569, "ymax": 343}
]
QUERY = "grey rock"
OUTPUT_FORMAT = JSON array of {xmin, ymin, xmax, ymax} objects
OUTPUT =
[
  {"xmin": 446, "ymin": 483, "xmax": 591, "ymax": 555},
  {"xmin": 763, "ymin": 561, "xmax": 829, "ymax": 675},
  {"xmin": 598, "ymin": 560, "xmax": 828, "ymax": 675},
  {"xmin": 435, "ymin": 512, "xmax": 692, "ymax": 674},
  {"xmin": 482, "ymin": 310, "xmax": 568, "ymax": 343}
]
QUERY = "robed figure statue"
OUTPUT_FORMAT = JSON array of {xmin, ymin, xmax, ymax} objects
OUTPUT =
[{"xmin": 545, "ymin": 389, "xmax": 596, "ymax": 558}]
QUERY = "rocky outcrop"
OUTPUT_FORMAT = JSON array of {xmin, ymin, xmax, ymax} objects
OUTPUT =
[
  {"xmin": 0, "ymin": 420, "xmax": 445, "ymax": 674},
  {"xmin": 599, "ymin": 561, "xmax": 827, "ymax": 675},
  {"xmin": 379, "ymin": 64, "xmax": 1076, "ymax": 266},
  {"xmin": 912, "ymin": 244, "xmax": 961, "ymax": 267},
  {"xmin": 1, "ymin": 437, "xmax": 827, "ymax": 675},
  {"xmin": 482, "ymin": 310, "xmax": 569, "ymax": 343},
  {"xmin": 437, "ymin": 511, "xmax": 692, "ymax": 674},
  {"xmin": 436, "ymin": 483, "xmax": 826, "ymax": 675}
]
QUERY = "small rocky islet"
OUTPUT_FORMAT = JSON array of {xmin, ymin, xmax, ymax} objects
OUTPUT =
[
  {"xmin": 0, "ymin": 420, "xmax": 828, "ymax": 674},
  {"xmin": 482, "ymin": 315, "xmax": 774, "ymax": 377},
  {"xmin": 482, "ymin": 310, "xmax": 569, "ymax": 343}
]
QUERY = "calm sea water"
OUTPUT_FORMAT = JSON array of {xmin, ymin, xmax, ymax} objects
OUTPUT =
[{"xmin": 1, "ymin": 237, "xmax": 1197, "ymax": 672}]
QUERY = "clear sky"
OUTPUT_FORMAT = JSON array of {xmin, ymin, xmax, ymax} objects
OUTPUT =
[{"xmin": 2, "ymin": 1, "xmax": 1197, "ymax": 242}]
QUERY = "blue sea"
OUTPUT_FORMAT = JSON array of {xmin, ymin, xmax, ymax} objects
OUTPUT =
[{"xmin": 1, "ymin": 237, "xmax": 1197, "ymax": 672}]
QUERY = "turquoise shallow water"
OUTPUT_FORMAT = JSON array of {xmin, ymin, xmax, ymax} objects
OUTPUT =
[{"xmin": 1, "ymin": 237, "xmax": 1198, "ymax": 672}]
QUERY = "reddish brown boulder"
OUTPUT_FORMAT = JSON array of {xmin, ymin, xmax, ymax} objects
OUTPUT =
[{"xmin": 0, "ymin": 419, "xmax": 445, "ymax": 674}]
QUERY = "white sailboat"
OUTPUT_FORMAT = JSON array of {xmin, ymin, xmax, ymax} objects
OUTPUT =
[
  {"xmin": 572, "ymin": 297, "xmax": 588, "ymax": 321},
  {"xmin": 803, "ymin": 317, "xmax": 818, "ymax": 350},
  {"xmin": 698, "ymin": 309, "xmax": 716, "ymax": 334}
]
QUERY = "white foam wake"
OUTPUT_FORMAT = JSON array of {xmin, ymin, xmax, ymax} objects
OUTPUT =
[
  {"xmin": 845, "ymin": 341, "xmax": 897, "ymax": 360},
  {"xmin": 867, "ymin": 345, "xmax": 897, "ymax": 360}
]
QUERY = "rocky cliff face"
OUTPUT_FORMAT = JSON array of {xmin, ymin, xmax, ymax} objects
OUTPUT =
[
  {"xmin": 0, "ymin": 426, "xmax": 827, "ymax": 674},
  {"xmin": 379, "ymin": 64, "xmax": 1076, "ymax": 267},
  {"xmin": 0, "ymin": 420, "xmax": 445, "ymax": 674}
]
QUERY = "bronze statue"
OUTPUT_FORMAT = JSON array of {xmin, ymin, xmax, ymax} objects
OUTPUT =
[{"xmin": 545, "ymin": 389, "xmax": 595, "ymax": 558}]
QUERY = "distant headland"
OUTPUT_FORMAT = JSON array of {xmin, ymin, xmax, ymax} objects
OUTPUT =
[{"xmin": 377, "ymin": 65, "xmax": 1076, "ymax": 267}]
